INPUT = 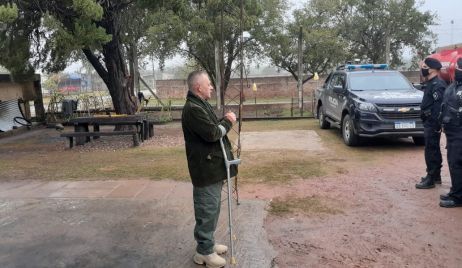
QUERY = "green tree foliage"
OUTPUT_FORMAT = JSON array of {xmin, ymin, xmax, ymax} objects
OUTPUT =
[
  {"xmin": 147, "ymin": 0, "xmax": 285, "ymax": 93},
  {"xmin": 0, "ymin": 0, "xmax": 111, "ymax": 76},
  {"xmin": 263, "ymin": 0, "xmax": 349, "ymax": 84},
  {"xmin": 265, "ymin": 0, "xmax": 435, "ymax": 82},
  {"xmin": 0, "ymin": 0, "xmax": 157, "ymax": 115},
  {"xmin": 146, "ymin": 8, "xmax": 186, "ymax": 70},
  {"xmin": 0, "ymin": 3, "xmax": 17, "ymax": 23},
  {"xmin": 329, "ymin": 0, "xmax": 435, "ymax": 66},
  {"xmin": 0, "ymin": 2, "xmax": 39, "ymax": 80},
  {"xmin": 141, "ymin": 0, "xmax": 187, "ymax": 70}
]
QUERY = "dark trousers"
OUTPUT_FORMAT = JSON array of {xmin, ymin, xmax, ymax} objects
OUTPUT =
[
  {"xmin": 445, "ymin": 125, "xmax": 462, "ymax": 201},
  {"xmin": 424, "ymin": 125, "xmax": 442, "ymax": 176},
  {"xmin": 193, "ymin": 181, "xmax": 223, "ymax": 255}
]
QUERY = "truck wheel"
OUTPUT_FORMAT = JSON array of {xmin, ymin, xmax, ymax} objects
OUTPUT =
[
  {"xmin": 342, "ymin": 114, "xmax": 360, "ymax": 146},
  {"xmin": 318, "ymin": 105, "xmax": 330, "ymax": 129},
  {"xmin": 412, "ymin": 136, "xmax": 425, "ymax": 146}
]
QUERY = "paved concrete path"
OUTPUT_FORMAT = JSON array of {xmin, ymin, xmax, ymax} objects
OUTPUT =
[{"xmin": 0, "ymin": 180, "xmax": 275, "ymax": 268}]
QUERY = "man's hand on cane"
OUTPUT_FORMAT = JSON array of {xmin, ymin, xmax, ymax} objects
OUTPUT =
[{"xmin": 224, "ymin": 111, "xmax": 236, "ymax": 124}]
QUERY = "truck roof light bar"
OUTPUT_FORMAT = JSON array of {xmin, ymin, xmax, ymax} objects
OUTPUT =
[{"xmin": 344, "ymin": 64, "xmax": 389, "ymax": 70}]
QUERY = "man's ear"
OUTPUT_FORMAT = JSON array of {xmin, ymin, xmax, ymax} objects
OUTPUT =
[{"xmin": 195, "ymin": 82, "xmax": 201, "ymax": 93}]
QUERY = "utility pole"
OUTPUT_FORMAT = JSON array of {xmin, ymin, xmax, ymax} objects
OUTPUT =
[
  {"xmin": 297, "ymin": 26, "xmax": 303, "ymax": 116},
  {"xmin": 215, "ymin": 41, "xmax": 221, "ymax": 110},
  {"xmin": 220, "ymin": 4, "xmax": 225, "ymax": 115},
  {"xmin": 385, "ymin": 29, "xmax": 390, "ymax": 65},
  {"xmin": 151, "ymin": 54, "xmax": 156, "ymax": 93}
]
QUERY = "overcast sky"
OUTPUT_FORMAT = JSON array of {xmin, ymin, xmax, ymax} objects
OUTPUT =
[{"xmin": 422, "ymin": 0, "xmax": 462, "ymax": 47}]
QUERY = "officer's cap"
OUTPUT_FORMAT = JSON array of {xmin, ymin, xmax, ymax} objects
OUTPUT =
[{"xmin": 424, "ymin": 57, "xmax": 442, "ymax": 70}]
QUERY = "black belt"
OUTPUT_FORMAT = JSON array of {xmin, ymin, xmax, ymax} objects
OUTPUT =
[{"xmin": 442, "ymin": 109, "xmax": 462, "ymax": 126}]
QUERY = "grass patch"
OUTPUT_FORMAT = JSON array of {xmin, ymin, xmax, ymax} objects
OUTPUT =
[
  {"xmin": 240, "ymin": 151, "xmax": 327, "ymax": 183},
  {"xmin": 241, "ymin": 118, "xmax": 313, "ymax": 132},
  {"xmin": 0, "ymin": 146, "xmax": 190, "ymax": 181},
  {"xmin": 0, "ymin": 118, "xmax": 419, "ymax": 182},
  {"xmin": 269, "ymin": 196, "xmax": 342, "ymax": 216}
]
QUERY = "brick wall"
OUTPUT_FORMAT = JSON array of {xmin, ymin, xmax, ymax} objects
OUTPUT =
[
  {"xmin": 153, "ymin": 75, "xmax": 319, "ymax": 100},
  {"xmin": 153, "ymin": 71, "xmax": 421, "ymax": 100}
]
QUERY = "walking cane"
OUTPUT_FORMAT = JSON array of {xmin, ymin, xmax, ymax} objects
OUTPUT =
[{"xmin": 219, "ymin": 127, "xmax": 241, "ymax": 265}]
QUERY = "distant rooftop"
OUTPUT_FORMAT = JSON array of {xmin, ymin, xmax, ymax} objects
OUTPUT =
[{"xmin": 436, "ymin": 43, "xmax": 462, "ymax": 52}]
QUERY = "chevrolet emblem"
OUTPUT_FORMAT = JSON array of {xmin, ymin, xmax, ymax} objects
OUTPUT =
[{"xmin": 398, "ymin": 107, "xmax": 411, "ymax": 112}]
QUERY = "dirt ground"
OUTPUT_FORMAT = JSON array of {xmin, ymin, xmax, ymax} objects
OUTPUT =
[
  {"xmin": 239, "ymin": 131, "xmax": 462, "ymax": 268},
  {"xmin": 1, "ymin": 120, "xmax": 462, "ymax": 268}
]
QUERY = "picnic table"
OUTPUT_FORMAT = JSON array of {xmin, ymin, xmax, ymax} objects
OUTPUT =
[{"xmin": 60, "ymin": 114, "xmax": 154, "ymax": 148}]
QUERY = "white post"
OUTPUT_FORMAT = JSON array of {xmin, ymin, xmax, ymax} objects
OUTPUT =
[{"xmin": 297, "ymin": 26, "xmax": 303, "ymax": 115}]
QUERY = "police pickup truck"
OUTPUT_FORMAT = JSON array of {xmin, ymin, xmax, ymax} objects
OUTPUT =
[{"xmin": 315, "ymin": 64, "xmax": 424, "ymax": 146}]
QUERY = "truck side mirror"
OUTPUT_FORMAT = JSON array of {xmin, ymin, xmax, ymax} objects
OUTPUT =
[{"xmin": 333, "ymin": 85, "xmax": 345, "ymax": 94}]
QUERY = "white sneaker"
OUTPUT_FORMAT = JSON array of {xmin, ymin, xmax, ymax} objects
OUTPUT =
[
  {"xmin": 213, "ymin": 244, "xmax": 228, "ymax": 255},
  {"xmin": 193, "ymin": 252, "xmax": 226, "ymax": 268}
]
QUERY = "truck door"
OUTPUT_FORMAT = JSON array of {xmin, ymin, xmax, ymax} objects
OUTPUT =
[
  {"xmin": 333, "ymin": 74, "xmax": 347, "ymax": 120},
  {"xmin": 326, "ymin": 73, "xmax": 342, "ymax": 121}
]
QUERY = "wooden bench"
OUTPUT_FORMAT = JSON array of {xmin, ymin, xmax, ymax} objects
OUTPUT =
[
  {"xmin": 61, "ymin": 131, "xmax": 140, "ymax": 148},
  {"xmin": 92, "ymin": 122, "xmax": 145, "ymax": 142},
  {"xmin": 143, "ymin": 119, "xmax": 155, "ymax": 140}
]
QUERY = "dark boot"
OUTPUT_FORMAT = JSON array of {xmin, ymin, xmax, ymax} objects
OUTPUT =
[
  {"xmin": 416, "ymin": 175, "xmax": 435, "ymax": 189},
  {"xmin": 439, "ymin": 198, "xmax": 462, "ymax": 208},
  {"xmin": 440, "ymin": 193, "xmax": 451, "ymax": 200},
  {"xmin": 422, "ymin": 175, "xmax": 441, "ymax": 184}
]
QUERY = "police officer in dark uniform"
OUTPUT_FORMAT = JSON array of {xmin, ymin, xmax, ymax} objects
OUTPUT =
[
  {"xmin": 439, "ymin": 58, "xmax": 462, "ymax": 208},
  {"xmin": 416, "ymin": 58, "xmax": 447, "ymax": 189}
]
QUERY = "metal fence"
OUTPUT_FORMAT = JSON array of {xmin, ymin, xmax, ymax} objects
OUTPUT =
[
  {"xmin": 41, "ymin": 75, "xmax": 322, "ymax": 121},
  {"xmin": 138, "ymin": 76, "xmax": 320, "ymax": 119}
]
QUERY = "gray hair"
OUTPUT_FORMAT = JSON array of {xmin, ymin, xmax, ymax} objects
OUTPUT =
[{"xmin": 187, "ymin": 70, "xmax": 207, "ymax": 91}]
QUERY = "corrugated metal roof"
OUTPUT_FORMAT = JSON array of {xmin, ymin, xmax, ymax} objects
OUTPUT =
[{"xmin": 0, "ymin": 99, "xmax": 23, "ymax": 132}]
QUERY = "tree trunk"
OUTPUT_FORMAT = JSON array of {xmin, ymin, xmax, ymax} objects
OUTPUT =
[
  {"xmin": 103, "ymin": 21, "xmax": 137, "ymax": 114},
  {"xmin": 222, "ymin": 39, "xmax": 236, "ymax": 94},
  {"xmin": 103, "ymin": 47, "xmax": 137, "ymax": 115},
  {"xmin": 83, "ymin": 48, "xmax": 137, "ymax": 115},
  {"xmin": 127, "ymin": 42, "xmax": 141, "ymax": 99},
  {"xmin": 85, "ymin": 6, "xmax": 138, "ymax": 116},
  {"xmin": 33, "ymin": 78, "xmax": 46, "ymax": 122}
]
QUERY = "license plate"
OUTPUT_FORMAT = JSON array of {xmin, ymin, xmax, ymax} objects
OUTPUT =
[{"xmin": 394, "ymin": 122, "xmax": 415, "ymax": 129}]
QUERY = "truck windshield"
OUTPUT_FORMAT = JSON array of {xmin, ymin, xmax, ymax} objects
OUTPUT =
[{"xmin": 349, "ymin": 72, "xmax": 411, "ymax": 91}]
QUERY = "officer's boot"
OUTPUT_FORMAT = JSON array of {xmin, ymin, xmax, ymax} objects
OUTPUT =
[{"xmin": 416, "ymin": 174, "xmax": 436, "ymax": 189}]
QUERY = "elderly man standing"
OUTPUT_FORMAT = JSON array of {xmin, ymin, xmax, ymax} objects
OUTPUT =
[{"xmin": 182, "ymin": 70, "xmax": 237, "ymax": 268}]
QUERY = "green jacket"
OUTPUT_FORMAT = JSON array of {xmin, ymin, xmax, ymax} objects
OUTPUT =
[{"xmin": 182, "ymin": 91, "xmax": 238, "ymax": 187}]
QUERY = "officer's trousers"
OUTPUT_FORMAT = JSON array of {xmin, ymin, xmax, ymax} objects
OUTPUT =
[
  {"xmin": 193, "ymin": 180, "xmax": 223, "ymax": 255},
  {"xmin": 424, "ymin": 124, "xmax": 442, "ymax": 176},
  {"xmin": 445, "ymin": 125, "xmax": 462, "ymax": 201}
]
